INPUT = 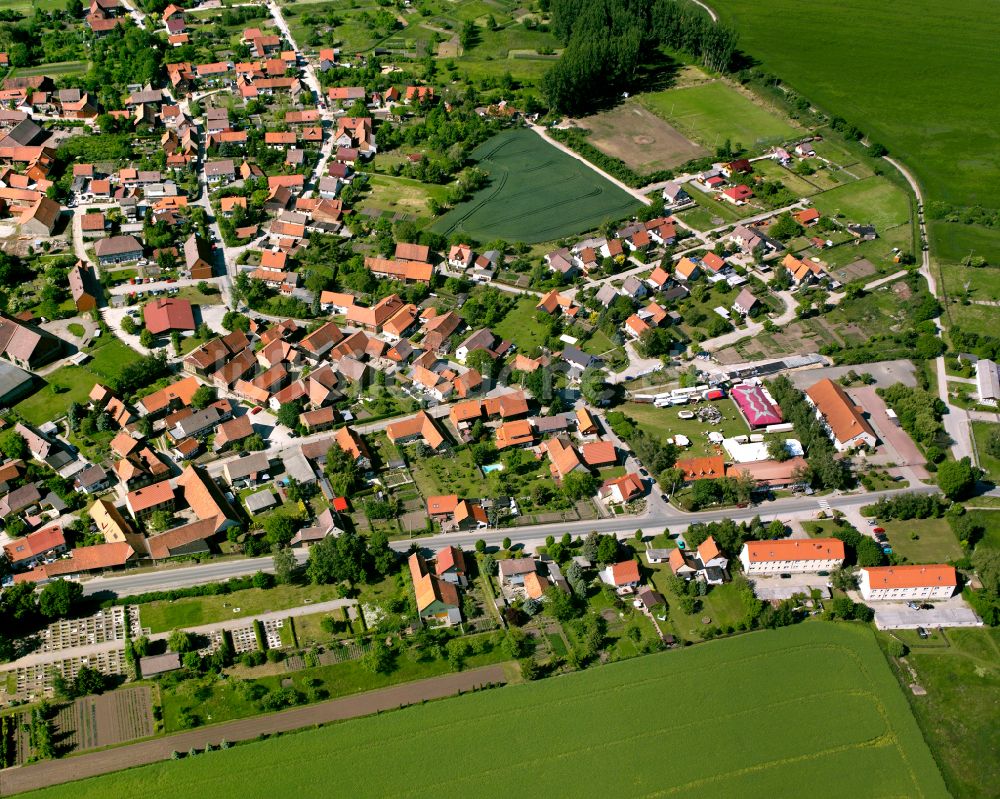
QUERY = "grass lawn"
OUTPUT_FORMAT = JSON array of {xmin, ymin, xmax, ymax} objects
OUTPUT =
[
  {"xmin": 14, "ymin": 336, "xmax": 142, "ymax": 424},
  {"xmin": 883, "ymin": 627, "xmax": 1000, "ymax": 799},
  {"xmin": 14, "ymin": 367, "xmax": 92, "ymax": 425},
  {"xmin": 363, "ymin": 174, "xmax": 451, "ymax": 221},
  {"xmin": 408, "ymin": 447, "xmax": 492, "ymax": 499},
  {"xmin": 619, "ymin": 399, "xmax": 748, "ymax": 456},
  {"xmin": 488, "ymin": 295, "xmax": 551, "ymax": 352},
  {"xmin": 432, "ymin": 128, "xmax": 641, "ymax": 244},
  {"xmin": 161, "ymin": 634, "xmax": 509, "ymax": 732},
  {"xmin": 42, "ymin": 624, "xmax": 948, "ymax": 798},
  {"xmin": 879, "ymin": 518, "xmax": 963, "ymax": 564},
  {"xmin": 811, "ymin": 175, "xmax": 912, "ymax": 230},
  {"xmin": 88, "ymin": 336, "xmax": 143, "ymax": 380},
  {"xmin": 290, "ymin": 608, "xmax": 359, "ymax": 649},
  {"xmin": 640, "ymin": 80, "xmax": 799, "ymax": 152},
  {"xmin": 138, "ymin": 584, "xmax": 346, "ymax": 634},
  {"xmin": 967, "ymin": 510, "xmax": 1000, "ymax": 552},
  {"xmin": 971, "ymin": 422, "xmax": 1000, "ymax": 482},
  {"xmin": 175, "ymin": 287, "xmax": 223, "ymax": 306},
  {"xmin": 645, "ymin": 562, "xmax": 748, "ymax": 642},
  {"xmin": 709, "ymin": 0, "xmax": 1000, "ymax": 210}
]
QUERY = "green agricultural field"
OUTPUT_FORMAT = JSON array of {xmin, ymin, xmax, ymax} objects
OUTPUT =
[
  {"xmin": 432, "ymin": 129, "xmax": 641, "ymax": 244},
  {"xmin": 30, "ymin": 624, "xmax": 949, "ymax": 798},
  {"xmin": 709, "ymin": 0, "xmax": 1000, "ymax": 210},
  {"xmin": 138, "ymin": 585, "xmax": 347, "ymax": 634},
  {"xmin": 811, "ymin": 176, "xmax": 912, "ymax": 230},
  {"xmin": 640, "ymin": 80, "xmax": 799, "ymax": 152}
]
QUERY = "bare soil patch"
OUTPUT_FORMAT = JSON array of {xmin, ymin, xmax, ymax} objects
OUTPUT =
[
  {"xmin": 54, "ymin": 686, "xmax": 155, "ymax": 753},
  {"xmin": 572, "ymin": 101, "xmax": 708, "ymax": 173}
]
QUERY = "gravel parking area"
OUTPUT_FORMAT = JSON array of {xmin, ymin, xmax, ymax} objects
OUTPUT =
[
  {"xmin": 749, "ymin": 573, "xmax": 832, "ymax": 600},
  {"xmin": 872, "ymin": 599, "xmax": 983, "ymax": 630},
  {"xmin": 787, "ymin": 359, "xmax": 917, "ymax": 390}
]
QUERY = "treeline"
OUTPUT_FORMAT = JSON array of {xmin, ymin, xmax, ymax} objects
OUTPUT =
[
  {"xmin": 100, "ymin": 574, "xmax": 265, "ymax": 609},
  {"xmin": 876, "ymin": 384, "xmax": 945, "ymax": 458},
  {"xmin": 951, "ymin": 326, "xmax": 1000, "ymax": 362},
  {"xmin": 543, "ymin": 0, "xmax": 739, "ymax": 114},
  {"xmin": 863, "ymin": 492, "xmax": 947, "ymax": 521},
  {"xmin": 926, "ymin": 201, "xmax": 1000, "ymax": 230}
]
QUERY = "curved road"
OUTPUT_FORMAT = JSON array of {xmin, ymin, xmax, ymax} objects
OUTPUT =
[{"xmin": 883, "ymin": 156, "xmax": 972, "ymax": 462}]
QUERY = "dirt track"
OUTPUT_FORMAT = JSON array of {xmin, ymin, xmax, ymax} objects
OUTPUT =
[{"xmin": 0, "ymin": 664, "xmax": 510, "ymax": 796}]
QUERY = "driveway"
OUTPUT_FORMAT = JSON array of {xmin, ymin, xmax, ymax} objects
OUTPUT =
[
  {"xmin": 750, "ymin": 573, "xmax": 832, "ymax": 601},
  {"xmin": 848, "ymin": 385, "xmax": 929, "ymax": 474},
  {"xmin": 101, "ymin": 306, "xmax": 154, "ymax": 355}
]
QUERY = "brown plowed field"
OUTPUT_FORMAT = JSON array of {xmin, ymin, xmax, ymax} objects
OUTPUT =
[{"xmin": 573, "ymin": 101, "xmax": 709, "ymax": 172}]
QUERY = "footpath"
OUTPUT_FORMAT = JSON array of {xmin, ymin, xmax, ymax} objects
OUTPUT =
[{"xmin": 0, "ymin": 664, "xmax": 510, "ymax": 795}]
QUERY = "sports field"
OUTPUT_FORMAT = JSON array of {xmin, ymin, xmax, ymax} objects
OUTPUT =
[
  {"xmin": 432, "ymin": 129, "xmax": 641, "ymax": 243},
  {"xmin": 640, "ymin": 81, "xmax": 799, "ymax": 152},
  {"xmin": 25, "ymin": 624, "xmax": 949, "ymax": 798},
  {"xmin": 709, "ymin": 0, "xmax": 1000, "ymax": 210}
]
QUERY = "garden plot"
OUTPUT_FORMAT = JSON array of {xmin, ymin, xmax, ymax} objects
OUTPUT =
[{"xmin": 53, "ymin": 686, "xmax": 155, "ymax": 753}]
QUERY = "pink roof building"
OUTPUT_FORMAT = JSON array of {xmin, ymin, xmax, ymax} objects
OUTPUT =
[{"xmin": 731, "ymin": 383, "xmax": 782, "ymax": 428}]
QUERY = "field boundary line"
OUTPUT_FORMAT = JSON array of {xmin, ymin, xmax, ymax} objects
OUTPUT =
[
  {"xmin": 0, "ymin": 665, "xmax": 510, "ymax": 796},
  {"xmin": 529, "ymin": 124, "xmax": 652, "ymax": 206}
]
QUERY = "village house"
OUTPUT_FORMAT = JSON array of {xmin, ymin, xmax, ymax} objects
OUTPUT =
[
  {"xmin": 598, "ymin": 560, "xmax": 641, "ymax": 591},
  {"xmin": 408, "ymin": 552, "xmax": 461, "ymax": 626}
]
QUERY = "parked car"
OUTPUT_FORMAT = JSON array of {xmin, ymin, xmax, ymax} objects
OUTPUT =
[
  {"xmin": 867, "ymin": 520, "xmax": 877, "ymax": 526},
  {"xmin": 873, "ymin": 527, "xmax": 886, "ymax": 534},
  {"xmin": 917, "ymin": 627, "xmax": 929, "ymax": 639},
  {"xmin": 251, "ymin": 406, "xmax": 263, "ymax": 415},
  {"xmin": 779, "ymin": 573, "xmax": 791, "ymax": 579}
]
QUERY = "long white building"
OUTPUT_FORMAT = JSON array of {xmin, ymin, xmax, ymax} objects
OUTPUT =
[
  {"xmin": 739, "ymin": 538, "xmax": 845, "ymax": 575},
  {"xmin": 859, "ymin": 565, "xmax": 958, "ymax": 602},
  {"xmin": 976, "ymin": 358, "xmax": 999, "ymax": 407}
]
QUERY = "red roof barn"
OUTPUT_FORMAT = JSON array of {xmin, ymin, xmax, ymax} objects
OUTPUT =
[{"xmin": 144, "ymin": 298, "xmax": 195, "ymax": 334}]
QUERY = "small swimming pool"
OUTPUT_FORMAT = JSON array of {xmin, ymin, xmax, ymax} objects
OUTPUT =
[{"xmin": 481, "ymin": 463, "xmax": 505, "ymax": 474}]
